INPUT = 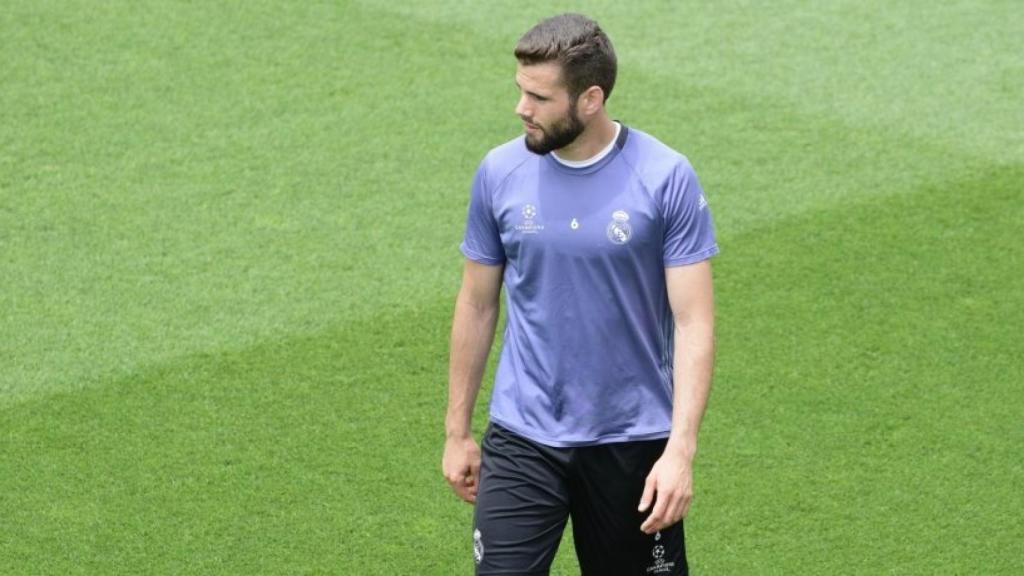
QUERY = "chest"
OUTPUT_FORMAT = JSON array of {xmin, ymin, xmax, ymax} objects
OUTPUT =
[{"xmin": 493, "ymin": 169, "xmax": 662, "ymax": 264}]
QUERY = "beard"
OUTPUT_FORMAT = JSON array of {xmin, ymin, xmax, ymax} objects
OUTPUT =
[{"xmin": 522, "ymin": 101, "xmax": 585, "ymax": 155}]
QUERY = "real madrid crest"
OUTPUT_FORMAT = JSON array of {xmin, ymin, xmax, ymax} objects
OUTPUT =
[{"xmin": 606, "ymin": 210, "xmax": 632, "ymax": 244}]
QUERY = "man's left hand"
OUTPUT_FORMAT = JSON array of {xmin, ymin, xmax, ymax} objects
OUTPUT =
[{"xmin": 637, "ymin": 450, "xmax": 694, "ymax": 534}]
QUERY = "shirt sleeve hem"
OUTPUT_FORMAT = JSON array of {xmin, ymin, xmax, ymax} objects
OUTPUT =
[
  {"xmin": 460, "ymin": 243, "xmax": 506, "ymax": 266},
  {"xmin": 664, "ymin": 244, "xmax": 719, "ymax": 267}
]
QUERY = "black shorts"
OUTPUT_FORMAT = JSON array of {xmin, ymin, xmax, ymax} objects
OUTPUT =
[{"xmin": 472, "ymin": 423, "xmax": 688, "ymax": 575}]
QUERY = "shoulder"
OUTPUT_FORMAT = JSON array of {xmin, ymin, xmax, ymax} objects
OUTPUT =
[
  {"xmin": 619, "ymin": 127, "xmax": 696, "ymax": 190},
  {"xmin": 477, "ymin": 136, "xmax": 535, "ymax": 188}
]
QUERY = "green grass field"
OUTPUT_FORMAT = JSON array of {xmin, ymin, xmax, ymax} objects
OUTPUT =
[{"xmin": 2, "ymin": 1, "xmax": 1022, "ymax": 574}]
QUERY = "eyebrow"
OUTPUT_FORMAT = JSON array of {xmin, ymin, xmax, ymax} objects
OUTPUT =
[{"xmin": 515, "ymin": 80, "xmax": 550, "ymax": 101}]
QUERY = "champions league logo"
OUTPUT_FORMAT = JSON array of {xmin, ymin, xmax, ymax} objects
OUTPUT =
[
  {"xmin": 646, "ymin": 543, "xmax": 674, "ymax": 574},
  {"xmin": 646, "ymin": 533, "xmax": 674, "ymax": 574},
  {"xmin": 606, "ymin": 210, "xmax": 632, "ymax": 244},
  {"xmin": 515, "ymin": 203, "xmax": 545, "ymax": 234}
]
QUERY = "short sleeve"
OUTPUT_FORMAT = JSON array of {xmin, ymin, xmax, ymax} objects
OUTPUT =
[
  {"xmin": 661, "ymin": 159, "xmax": 719, "ymax": 266},
  {"xmin": 459, "ymin": 160, "xmax": 506, "ymax": 265}
]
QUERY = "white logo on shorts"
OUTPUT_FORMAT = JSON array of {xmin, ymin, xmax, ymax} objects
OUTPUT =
[
  {"xmin": 473, "ymin": 529, "xmax": 485, "ymax": 564},
  {"xmin": 646, "ymin": 540, "xmax": 676, "ymax": 574}
]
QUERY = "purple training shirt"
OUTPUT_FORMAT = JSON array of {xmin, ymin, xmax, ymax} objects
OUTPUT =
[{"xmin": 460, "ymin": 125, "xmax": 718, "ymax": 447}]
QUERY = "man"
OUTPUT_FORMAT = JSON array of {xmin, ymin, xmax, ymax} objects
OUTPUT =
[{"xmin": 443, "ymin": 13, "xmax": 717, "ymax": 576}]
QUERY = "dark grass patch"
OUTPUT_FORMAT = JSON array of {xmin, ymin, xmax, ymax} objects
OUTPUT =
[{"xmin": 2, "ymin": 164, "xmax": 1020, "ymax": 574}]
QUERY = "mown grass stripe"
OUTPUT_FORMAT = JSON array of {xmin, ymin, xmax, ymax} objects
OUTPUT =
[{"xmin": 2, "ymin": 161, "xmax": 1020, "ymax": 574}]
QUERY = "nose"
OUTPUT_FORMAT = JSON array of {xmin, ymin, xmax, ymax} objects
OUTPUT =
[{"xmin": 515, "ymin": 94, "xmax": 530, "ymax": 119}]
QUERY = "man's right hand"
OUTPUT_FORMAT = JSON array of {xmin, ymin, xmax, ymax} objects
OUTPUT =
[{"xmin": 442, "ymin": 435, "xmax": 482, "ymax": 504}]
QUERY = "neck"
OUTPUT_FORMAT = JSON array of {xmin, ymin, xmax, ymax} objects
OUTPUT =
[{"xmin": 553, "ymin": 113, "xmax": 616, "ymax": 162}]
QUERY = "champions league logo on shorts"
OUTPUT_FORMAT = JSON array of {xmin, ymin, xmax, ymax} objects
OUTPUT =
[
  {"xmin": 606, "ymin": 210, "xmax": 632, "ymax": 244},
  {"xmin": 646, "ymin": 543, "xmax": 675, "ymax": 574}
]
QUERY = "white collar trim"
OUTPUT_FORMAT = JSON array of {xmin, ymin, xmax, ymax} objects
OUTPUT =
[{"xmin": 551, "ymin": 122, "xmax": 621, "ymax": 168}]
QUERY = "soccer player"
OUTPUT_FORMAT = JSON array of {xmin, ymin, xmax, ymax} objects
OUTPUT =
[{"xmin": 443, "ymin": 13, "xmax": 718, "ymax": 575}]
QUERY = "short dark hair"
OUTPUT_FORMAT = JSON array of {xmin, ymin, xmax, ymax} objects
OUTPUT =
[{"xmin": 514, "ymin": 13, "xmax": 617, "ymax": 102}]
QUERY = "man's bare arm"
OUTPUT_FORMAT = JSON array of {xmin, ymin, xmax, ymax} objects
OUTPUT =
[
  {"xmin": 664, "ymin": 260, "xmax": 715, "ymax": 459},
  {"xmin": 442, "ymin": 259, "xmax": 504, "ymax": 503},
  {"xmin": 639, "ymin": 259, "xmax": 715, "ymax": 533}
]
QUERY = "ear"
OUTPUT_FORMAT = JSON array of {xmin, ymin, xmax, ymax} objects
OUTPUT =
[{"xmin": 577, "ymin": 85, "xmax": 606, "ymax": 117}]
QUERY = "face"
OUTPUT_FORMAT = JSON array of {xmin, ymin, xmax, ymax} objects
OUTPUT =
[{"xmin": 514, "ymin": 62, "xmax": 585, "ymax": 155}]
